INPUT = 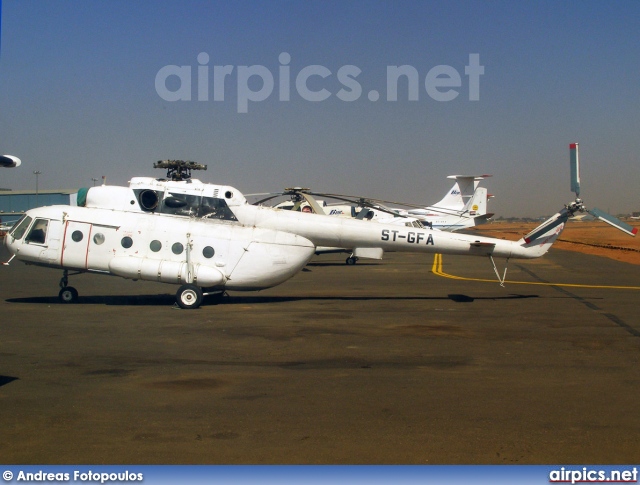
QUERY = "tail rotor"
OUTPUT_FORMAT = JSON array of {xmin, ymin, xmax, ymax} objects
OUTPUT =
[{"xmin": 567, "ymin": 143, "xmax": 637, "ymax": 236}]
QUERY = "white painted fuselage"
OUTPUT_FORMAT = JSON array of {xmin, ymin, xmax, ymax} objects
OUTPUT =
[{"xmin": 5, "ymin": 203, "xmax": 315, "ymax": 291}]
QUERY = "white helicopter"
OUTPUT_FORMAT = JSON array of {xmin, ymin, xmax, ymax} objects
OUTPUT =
[
  {"xmin": 254, "ymin": 176, "xmax": 492, "ymax": 264},
  {"xmin": 263, "ymin": 175, "xmax": 492, "ymax": 229},
  {"xmin": 2, "ymin": 146, "xmax": 635, "ymax": 309}
]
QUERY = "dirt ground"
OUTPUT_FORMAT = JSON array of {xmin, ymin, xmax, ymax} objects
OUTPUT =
[{"xmin": 470, "ymin": 220, "xmax": 640, "ymax": 265}]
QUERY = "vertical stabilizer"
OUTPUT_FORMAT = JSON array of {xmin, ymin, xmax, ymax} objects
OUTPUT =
[
  {"xmin": 517, "ymin": 209, "xmax": 569, "ymax": 257},
  {"xmin": 463, "ymin": 187, "xmax": 488, "ymax": 216},
  {"xmin": 430, "ymin": 175, "xmax": 492, "ymax": 211},
  {"xmin": 431, "ymin": 181, "xmax": 464, "ymax": 210}
]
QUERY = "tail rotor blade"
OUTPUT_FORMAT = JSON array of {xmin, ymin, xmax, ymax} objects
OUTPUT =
[
  {"xmin": 570, "ymin": 143, "xmax": 581, "ymax": 197},
  {"xmin": 588, "ymin": 208, "xmax": 638, "ymax": 236}
]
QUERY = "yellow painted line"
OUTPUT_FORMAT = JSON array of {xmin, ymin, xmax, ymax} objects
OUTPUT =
[{"xmin": 431, "ymin": 254, "xmax": 640, "ymax": 290}]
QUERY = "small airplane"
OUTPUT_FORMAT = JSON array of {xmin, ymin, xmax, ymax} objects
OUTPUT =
[
  {"xmin": 2, "ymin": 145, "xmax": 635, "ymax": 309},
  {"xmin": 398, "ymin": 174, "xmax": 493, "ymax": 230},
  {"xmin": 0, "ymin": 155, "xmax": 21, "ymax": 168}
]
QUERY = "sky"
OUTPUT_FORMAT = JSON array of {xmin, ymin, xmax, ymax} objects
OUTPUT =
[{"xmin": 0, "ymin": 0, "xmax": 638, "ymax": 217}]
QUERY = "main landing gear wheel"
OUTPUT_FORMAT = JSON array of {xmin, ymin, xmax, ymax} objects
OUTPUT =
[
  {"xmin": 176, "ymin": 284, "xmax": 203, "ymax": 309},
  {"xmin": 346, "ymin": 256, "xmax": 358, "ymax": 265},
  {"xmin": 59, "ymin": 286, "xmax": 79, "ymax": 303}
]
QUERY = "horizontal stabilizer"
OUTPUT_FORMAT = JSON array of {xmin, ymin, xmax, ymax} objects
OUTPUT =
[
  {"xmin": 446, "ymin": 174, "xmax": 492, "ymax": 182},
  {"xmin": 470, "ymin": 241, "xmax": 496, "ymax": 248},
  {"xmin": 474, "ymin": 213, "xmax": 494, "ymax": 222}
]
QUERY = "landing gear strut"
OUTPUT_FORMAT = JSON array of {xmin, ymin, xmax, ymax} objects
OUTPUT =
[
  {"xmin": 346, "ymin": 255, "xmax": 358, "ymax": 265},
  {"xmin": 58, "ymin": 270, "xmax": 79, "ymax": 303}
]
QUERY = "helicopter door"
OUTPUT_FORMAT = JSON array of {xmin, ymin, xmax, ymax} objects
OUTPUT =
[{"xmin": 61, "ymin": 221, "xmax": 92, "ymax": 269}]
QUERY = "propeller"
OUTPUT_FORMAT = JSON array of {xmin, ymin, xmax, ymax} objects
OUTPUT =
[{"xmin": 525, "ymin": 143, "xmax": 637, "ymax": 244}]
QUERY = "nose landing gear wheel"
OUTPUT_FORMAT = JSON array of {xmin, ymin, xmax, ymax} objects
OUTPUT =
[
  {"xmin": 59, "ymin": 286, "xmax": 79, "ymax": 303},
  {"xmin": 176, "ymin": 284, "xmax": 203, "ymax": 309},
  {"xmin": 346, "ymin": 256, "xmax": 358, "ymax": 265}
]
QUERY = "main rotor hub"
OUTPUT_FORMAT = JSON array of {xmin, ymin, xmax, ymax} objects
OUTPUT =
[
  {"xmin": 566, "ymin": 198, "xmax": 586, "ymax": 215},
  {"xmin": 153, "ymin": 160, "xmax": 208, "ymax": 181}
]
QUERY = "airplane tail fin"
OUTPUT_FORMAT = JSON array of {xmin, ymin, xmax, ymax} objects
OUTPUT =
[
  {"xmin": 431, "ymin": 181, "xmax": 464, "ymax": 210},
  {"xmin": 429, "ymin": 174, "xmax": 492, "ymax": 211},
  {"xmin": 463, "ymin": 187, "xmax": 488, "ymax": 216}
]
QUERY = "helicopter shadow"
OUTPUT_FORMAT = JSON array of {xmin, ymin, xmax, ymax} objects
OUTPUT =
[
  {"xmin": 306, "ymin": 262, "xmax": 380, "ymax": 267},
  {"xmin": 0, "ymin": 376, "xmax": 19, "ymax": 388},
  {"xmin": 6, "ymin": 293, "xmax": 540, "ymax": 307},
  {"xmin": 6, "ymin": 294, "xmax": 176, "ymax": 307}
]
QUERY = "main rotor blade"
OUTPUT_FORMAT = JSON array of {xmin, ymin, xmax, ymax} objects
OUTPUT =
[
  {"xmin": 588, "ymin": 208, "xmax": 638, "ymax": 236},
  {"xmin": 297, "ymin": 192, "xmax": 327, "ymax": 215},
  {"xmin": 305, "ymin": 192, "xmax": 398, "ymax": 216},
  {"xmin": 252, "ymin": 194, "xmax": 283, "ymax": 205},
  {"xmin": 570, "ymin": 143, "xmax": 581, "ymax": 197},
  {"xmin": 311, "ymin": 191, "xmax": 464, "ymax": 216},
  {"xmin": 307, "ymin": 191, "xmax": 395, "ymax": 207}
]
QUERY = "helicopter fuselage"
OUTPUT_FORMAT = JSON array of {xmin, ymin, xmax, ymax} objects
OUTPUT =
[
  {"xmin": 5, "ymin": 203, "xmax": 315, "ymax": 292},
  {"xmin": 3, "ymin": 176, "xmax": 564, "ymax": 308}
]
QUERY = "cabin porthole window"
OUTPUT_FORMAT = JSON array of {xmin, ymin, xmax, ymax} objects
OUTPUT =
[
  {"xmin": 171, "ymin": 242, "xmax": 184, "ymax": 255},
  {"xmin": 121, "ymin": 236, "xmax": 133, "ymax": 249},
  {"xmin": 150, "ymin": 240, "xmax": 162, "ymax": 252},
  {"xmin": 93, "ymin": 233, "xmax": 105, "ymax": 245},
  {"xmin": 71, "ymin": 230, "xmax": 83, "ymax": 242},
  {"xmin": 202, "ymin": 246, "xmax": 215, "ymax": 258}
]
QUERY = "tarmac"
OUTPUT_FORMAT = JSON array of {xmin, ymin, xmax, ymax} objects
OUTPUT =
[{"xmin": 1, "ymin": 248, "xmax": 639, "ymax": 464}]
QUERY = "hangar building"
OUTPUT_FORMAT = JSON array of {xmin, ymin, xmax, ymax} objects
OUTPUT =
[{"xmin": 0, "ymin": 189, "xmax": 78, "ymax": 226}]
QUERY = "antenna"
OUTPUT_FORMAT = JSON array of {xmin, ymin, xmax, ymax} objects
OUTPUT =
[{"xmin": 153, "ymin": 160, "xmax": 207, "ymax": 181}]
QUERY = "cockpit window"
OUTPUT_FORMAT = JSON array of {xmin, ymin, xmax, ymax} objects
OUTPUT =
[
  {"xmin": 25, "ymin": 218, "xmax": 49, "ymax": 244},
  {"xmin": 160, "ymin": 193, "xmax": 201, "ymax": 217},
  {"xmin": 158, "ymin": 193, "xmax": 238, "ymax": 221},
  {"xmin": 198, "ymin": 196, "xmax": 238, "ymax": 221},
  {"xmin": 9, "ymin": 215, "xmax": 32, "ymax": 240},
  {"xmin": 404, "ymin": 220, "xmax": 426, "ymax": 229}
]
